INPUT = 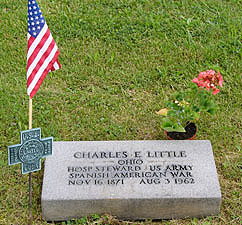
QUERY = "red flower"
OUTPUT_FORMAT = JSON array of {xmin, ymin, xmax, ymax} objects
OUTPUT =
[
  {"xmin": 192, "ymin": 70, "xmax": 223, "ymax": 95},
  {"xmin": 212, "ymin": 88, "xmax": 220, "ymax": 95},
  {"xmin": 217, "ymin": 71, "xmax": 223, "ymax": 87},
  {"xmin": 192, "ymin": 78, "xmax": 199, "ymax": 84}
]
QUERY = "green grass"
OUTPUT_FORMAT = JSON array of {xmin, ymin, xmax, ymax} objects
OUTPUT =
[{"xmin": 0, "ymin": 0, "xmax": 241, "ymax": 224}]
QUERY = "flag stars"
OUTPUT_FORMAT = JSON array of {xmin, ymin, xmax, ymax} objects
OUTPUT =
[{"xmin": 27, "ymin": 0, "xmax": 45, "ymax": 37}]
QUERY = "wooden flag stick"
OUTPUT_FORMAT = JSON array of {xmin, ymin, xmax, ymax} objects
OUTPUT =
[
  {"xmin": 29, "ymin": 97, "xmax": 32, "ymax": 130},
  {"xmin": 28, "ymin": 97, "xmax": 32, "ymax": 225}
]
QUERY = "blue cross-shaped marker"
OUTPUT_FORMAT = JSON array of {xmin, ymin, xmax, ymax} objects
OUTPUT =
[{"xmin": 8, "ymin": 128, "xmax": 53, "ymax": 174}]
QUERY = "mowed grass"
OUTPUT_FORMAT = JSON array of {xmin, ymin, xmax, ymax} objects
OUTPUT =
[{"xmin": 0, "ymin": 0, "xmax": 241, "ymax": 224}]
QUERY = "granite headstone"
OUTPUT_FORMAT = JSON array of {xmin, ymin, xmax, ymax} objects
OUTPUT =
[{"xmin": 41, "ymin": 140, "xmax": 221, "ymax": 221}]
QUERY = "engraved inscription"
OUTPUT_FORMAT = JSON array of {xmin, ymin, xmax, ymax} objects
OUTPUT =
[{"xmin": 67, "ymin": 150, "xmax": 194, "ymax": 186}]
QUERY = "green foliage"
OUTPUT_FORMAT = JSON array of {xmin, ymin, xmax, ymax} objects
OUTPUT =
[{"xmin": 161, "ymin": 83, "xmax": 219, "ymax": 132}]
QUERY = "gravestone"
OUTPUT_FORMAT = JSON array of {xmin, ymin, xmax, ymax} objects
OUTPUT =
[{"xmin": 41, "ymin": 140, "xmax": 221, "ymax": 221}]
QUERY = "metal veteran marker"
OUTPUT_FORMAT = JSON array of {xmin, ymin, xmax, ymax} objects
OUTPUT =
[{"xmin": 8, "ymin": 128, "xmax": 53, "ymax": 174}]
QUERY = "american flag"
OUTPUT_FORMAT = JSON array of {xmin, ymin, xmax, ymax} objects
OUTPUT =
[{"xmin": 27, "ymin": 0, "xmax": 61, "ymax": 98}]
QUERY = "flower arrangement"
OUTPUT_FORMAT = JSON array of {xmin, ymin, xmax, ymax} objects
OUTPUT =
[{"xmin": 157, "ymin": 70, "xmax": 223, "ymax": 135}]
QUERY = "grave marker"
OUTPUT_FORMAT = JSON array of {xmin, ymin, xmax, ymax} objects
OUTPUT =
[
  {"xmin": 41, "ymin": 140, "xmax": 221, "ymax": 221},
  {"xmin": 8, "ymin": 128, "xmax": 52, "ymax": 174}
]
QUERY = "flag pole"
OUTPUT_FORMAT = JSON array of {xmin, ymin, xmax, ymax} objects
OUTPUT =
[
  {"xmin": 28, "ymin": 96, "xmax": 32, "ymax": 225},
  {"xmin": 29, "ymin": 97, "xmax": 32, "ymax": 130}
]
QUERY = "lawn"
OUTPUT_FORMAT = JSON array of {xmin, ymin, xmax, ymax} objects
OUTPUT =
[{"xmin": 0, "ymin": 0, "xmax": 241, "ymax": 224}]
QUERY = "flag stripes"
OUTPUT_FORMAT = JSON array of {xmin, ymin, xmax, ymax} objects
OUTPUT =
[{"xmin": 27, "ymin": 0, "xmax": 60, "ymax": 98}]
